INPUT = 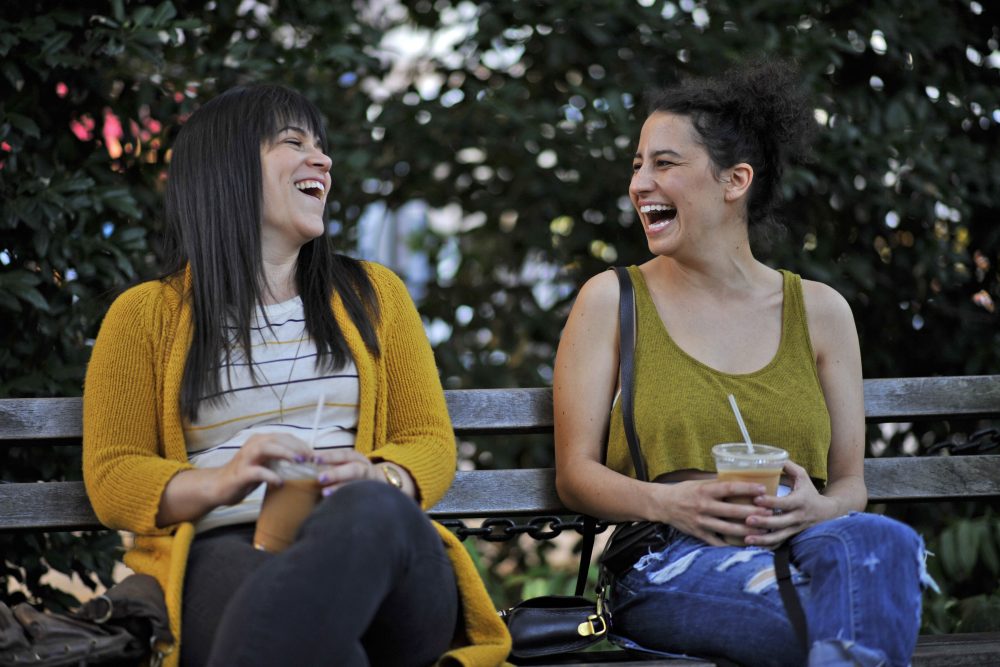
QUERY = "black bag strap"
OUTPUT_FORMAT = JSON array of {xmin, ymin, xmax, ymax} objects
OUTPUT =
[
  {"xmin": 574, "ymin": 515, "xmax": 597, "ymax": 596},
  {"xmin": 574, "ymin": 266, "xmax": 643, "ymax": 596},
  {"xmin": 612, "ymin": 266, "xmax": 647, "ymax": 482},
  {"xmin": 774, "ymin": 541, "xmax": 809, "ymax": 652}
]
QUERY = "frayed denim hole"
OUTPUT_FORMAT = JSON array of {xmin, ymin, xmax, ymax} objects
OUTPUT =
[
  {"xmin": 633, "ymin": 549, "xmax": 665, "ymax": 572},
  {"xmin": 917, "ymin": 538, "xmax": 941, "ymax": 595},
  {"xmin": 715, "ymin": 547, "xmax": 769, "ymax": 572},
  {"xmin": 644, "ymin": 548, "xmax": 702, "ymax": 585}
]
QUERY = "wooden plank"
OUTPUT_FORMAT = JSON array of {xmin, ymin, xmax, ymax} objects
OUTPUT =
[
  {"xmin": 518, "ymin": 652, "xmax": 715, "ymax": 666},
  {"xmin": 5, "ymin": 456, "xmax": 1000, "ymax": 532},
  {"xmin": 1, "ymin": 375, "xmax": 998, "ymax": 444},
  {"xmin": 0, "ymin": 397, "xmax": 82, "ymax": 443},
  {"xmin": 865, "ymin": 456, "xmax": 1000, "ymax": 502},
  {"xmin": 447, "ymin": 388, "xmax": 554, "ymax": 435},
  {"xmin": 510, "ymin": 634, "xmax": 1000, "ymax": 667},
  {"xmin": 863, "ymin": 375, "xmax": 1000, "ymax": 422},
  {"xmin": 912, "ymin": 633, "xmax": 1000, "ymax": 666},
  {"xmin": 437, "ymin": 458, "xmax": 1000, "ymax": 514},
  {"xmin": 431, "ymin": 470, "xmax": 563, "ymax": 518},
  {"xmin": 0, "ymin": 482, "xmax": 100, "ymax": 531},
  {"xmin": 0, "ymin": 390, "xmax": 556, "ymax": 443}
]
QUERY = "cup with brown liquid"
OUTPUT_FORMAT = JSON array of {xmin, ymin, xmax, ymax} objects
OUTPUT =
[
  {"xmin": 712, "ymin": 443, "xmax": 788, "ymax": 546},
  {"xmin": 253, "ymin": 460, "xmax": 321, "ymax": 553}
]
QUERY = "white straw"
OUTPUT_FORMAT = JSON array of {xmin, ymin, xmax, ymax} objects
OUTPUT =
[
  {"xmin": 727, "ymin": 394, "xmax": 755, "ymax": 453},
  {"xmin": 308, "ymin": 392, "xmax": 325, "ymax": 448}
]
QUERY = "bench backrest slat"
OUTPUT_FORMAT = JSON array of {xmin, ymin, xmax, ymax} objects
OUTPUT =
[
  {"xmin": 2, "ymin": 375, "xmax": 999, "ymax": 444},
  {"xmin": 1, "ymin": 375, "xmax": 997, "ymax": 533},
  {"xmin": 4, "ymin": 455, "xmax": 1000, "ymax": 532}
]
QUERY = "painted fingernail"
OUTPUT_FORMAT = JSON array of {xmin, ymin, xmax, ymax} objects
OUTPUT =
[
  {"xmin": 318, "ymin": 473, "xmax": 329, "ymax": 484},
  {"xmin": 322, "ymin": 487, "xmax": 334, "ymax": 497},
  {"xmin": 293, "ymin": 454, "xmax": 306, "ymax": 463}
]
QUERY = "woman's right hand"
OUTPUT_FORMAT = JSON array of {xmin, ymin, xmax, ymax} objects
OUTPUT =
[
  {"xmin": 211, "ymin": 434, "xmax": 314, "ymax": 506},
  {"xmin": 655, "ymin": 479, "xmax": 772, "ymax": 546},
  {"xmin": 156, "ymin": 433, "xmax": 313, "ymax": 527}
]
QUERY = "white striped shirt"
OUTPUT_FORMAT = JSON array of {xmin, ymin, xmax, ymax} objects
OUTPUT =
[{"xmin": 184, "ymin": 296, "xmax": 359, "ymax": 533}]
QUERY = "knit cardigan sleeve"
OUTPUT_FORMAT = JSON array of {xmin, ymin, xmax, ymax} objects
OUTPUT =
[
  {"xmin": 82, "ymin": 282, "xmax": 193, "ymax": 535},
  {"xmin": 364, "ymin": 263, "xmax": 456, "ymax": 509}
]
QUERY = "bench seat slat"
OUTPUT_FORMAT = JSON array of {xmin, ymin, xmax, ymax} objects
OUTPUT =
[
  {"xmin": 911, "ymin": 633, "xmax": 1000, "ymax": 666},
  {"xmin": 510, "ymin": 636, "xmax": 1000, "ymax": 666}
]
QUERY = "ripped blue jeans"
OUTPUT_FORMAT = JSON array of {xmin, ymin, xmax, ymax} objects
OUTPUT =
[{"xmin": 605, "ymin": 512, "xmax": 936, "ymax": 667}]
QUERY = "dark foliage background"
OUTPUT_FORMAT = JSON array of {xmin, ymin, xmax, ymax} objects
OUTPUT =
[{"xmin": 2, "ymin": 0, "xmax": 998, "ymax": 630}]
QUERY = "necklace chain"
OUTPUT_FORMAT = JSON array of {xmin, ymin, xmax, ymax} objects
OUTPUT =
[{"xmin": 254, "ymin": 325, "xmax": 306, "ymax": 423}]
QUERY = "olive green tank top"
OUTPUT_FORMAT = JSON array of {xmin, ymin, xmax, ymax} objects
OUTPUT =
[{"xmin": 606, "ymin": 266, "xmax": 831, "ymax": 484}]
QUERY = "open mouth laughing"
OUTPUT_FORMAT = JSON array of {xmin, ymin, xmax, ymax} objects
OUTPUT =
[
  {"xmin": 295, "ymin": 179, "xmax": 325, "ymax": 200},
  {"xmin": 640, "ymin": 203, "xmax": 677, "ymax": 231}
]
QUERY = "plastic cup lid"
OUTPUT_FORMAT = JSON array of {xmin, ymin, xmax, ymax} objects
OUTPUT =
[
  {"xmin": 270, "ymin": 459, "xmax": 320, "ymax": 480},
  {"xmin": 711, "ymin": 443, "xmax": 788, "ymax": 466}
]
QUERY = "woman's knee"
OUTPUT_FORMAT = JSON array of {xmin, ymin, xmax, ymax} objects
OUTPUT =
[
  {"xmin": 796, "ymin": 512, "xmax": 929, "ymax": 588},
  {"xmin": 802, "ymin": 512, "xmax": 918, "ymax": 548},
  {"xmin": 835, "ymin": 512, "xmax": 921, "ymax": 553}
]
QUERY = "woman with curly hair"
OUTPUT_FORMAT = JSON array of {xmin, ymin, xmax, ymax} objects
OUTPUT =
[{"xmin": 553, "ymin": 61, "xmax": 933, "ymax": 666}]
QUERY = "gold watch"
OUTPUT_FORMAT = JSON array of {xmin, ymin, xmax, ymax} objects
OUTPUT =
[{"xmin": 381, "ymin": 464, "xmax": 404, "ymax": 490}]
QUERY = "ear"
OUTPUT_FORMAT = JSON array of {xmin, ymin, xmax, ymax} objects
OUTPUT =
[{"xmin": 722, "ymin": 163, "xmax": 753, "ymax": 202}]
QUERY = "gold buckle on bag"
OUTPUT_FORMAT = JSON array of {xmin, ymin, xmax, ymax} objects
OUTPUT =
[
  {"xmin": 578, "ymin": 591, "xmax": 607, "ymax": 637},
  {"xmin": 577, "ymin": 613, "xmax": 607, "ymax": 637}
]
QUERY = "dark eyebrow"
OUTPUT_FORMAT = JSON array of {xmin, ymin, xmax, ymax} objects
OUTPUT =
[
  {"xmin": 273, "ymin": 125, "xmax": 324, "ymax": 150},
  {"xmin": 634, "ymin": 148, "xmax": 683, "ymax": 159},
  {"xmin": 276, "ymin": 125, "xmax": 309, "ymax": 136}
]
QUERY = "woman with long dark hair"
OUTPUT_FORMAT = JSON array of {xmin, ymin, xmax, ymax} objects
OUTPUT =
[
  {"xmin": 83, "ymin": 84, "xmax": 510, "ymax": 666},
  {"xmin": 553, "ymin": 61, "xmax": 935, "ymax": 667}
]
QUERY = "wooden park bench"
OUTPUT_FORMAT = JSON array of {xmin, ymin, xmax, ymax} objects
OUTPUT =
[{"xmin": 2, "ymin": 374, "xmax": 1000, "ymax": 665}]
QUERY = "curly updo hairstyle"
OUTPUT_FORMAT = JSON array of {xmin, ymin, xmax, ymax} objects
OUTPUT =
[{"xmin": 646, "ymin": 59, "xmax": 815, "ymax": 238}]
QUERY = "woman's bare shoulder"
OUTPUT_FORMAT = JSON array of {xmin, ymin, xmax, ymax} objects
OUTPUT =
[
  {"xmin": 576, "ymin": 268, "xmax": 622, "ymax": 308},
  {"xmin": 801, "ymin": 279, "xmax": 853, "ymax": 322},
  {"xmin": 800, "ymin": 278, "xmax": 858, "ymax": 352}
]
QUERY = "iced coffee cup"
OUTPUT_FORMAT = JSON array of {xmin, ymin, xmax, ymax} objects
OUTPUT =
[
  {"xmin": 712, "ymin": 443, "xmax": 788, "ymax": 546},
  {"xmin": 253, "ymin": 460, "xmax": 321, "ymax": 553}
]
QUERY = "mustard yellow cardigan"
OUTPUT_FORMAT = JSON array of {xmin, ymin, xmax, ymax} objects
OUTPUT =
[{"xmin": 82, "ymin": 262, "xmax": 511, "ymax": 666}]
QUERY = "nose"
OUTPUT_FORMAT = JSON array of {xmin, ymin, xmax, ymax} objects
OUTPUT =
[
  {"xmin": 629, "ymin": 165, "xmax": 653, "ymax": 197},
  {"xmin": 310, "ymin": 146, "xmax": 332, "ymax": 173}
]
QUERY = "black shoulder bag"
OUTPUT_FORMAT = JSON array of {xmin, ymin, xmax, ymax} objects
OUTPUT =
[{"xmin": 502, "ymin": 267, "xmax": 664, "ymax": 659}]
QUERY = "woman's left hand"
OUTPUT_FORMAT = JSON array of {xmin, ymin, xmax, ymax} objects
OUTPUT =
[
  {"xmin": 311, "ymin": 449, "xmax": 414, "ymax": 498},
  {"xmin": 742, "ymin": 461, "xmax": 838, "ymax": 547}
]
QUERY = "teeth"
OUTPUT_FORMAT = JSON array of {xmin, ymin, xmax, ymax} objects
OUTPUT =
[
  {"xmin": 640, "ymin": 204, "xmax": 675, "ymax": 213},
  {"xmin": 295, "ymin": 180, "xmax": 325, "ymax": 195}
]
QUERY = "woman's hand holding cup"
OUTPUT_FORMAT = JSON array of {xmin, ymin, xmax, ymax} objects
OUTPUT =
[{"xmin": 214, "ymin": 433, "xmax": 315, "ymax": 507}]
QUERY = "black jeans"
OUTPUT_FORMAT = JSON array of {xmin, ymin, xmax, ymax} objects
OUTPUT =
[{"xmin": 180, "ymin": 481, "xmax": 459, "ymax": 666}]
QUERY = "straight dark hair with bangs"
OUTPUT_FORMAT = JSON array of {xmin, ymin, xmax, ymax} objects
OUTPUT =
[{"xmin": 161, "ymin": 83, "xmax": 380, "ymax": 420}]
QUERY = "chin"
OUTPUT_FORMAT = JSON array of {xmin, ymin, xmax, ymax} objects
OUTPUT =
[
  {"xmin": 645, "ymin": 229, "xmax": 680, "ymax": 256},
  {"xmin": 297, "ymin": 219, "xmax": 327, "ymax": 242}
]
